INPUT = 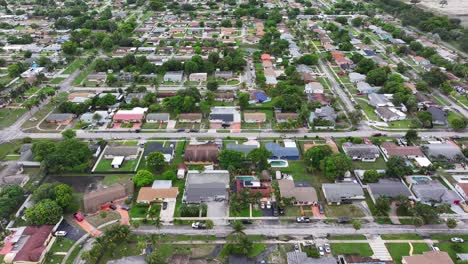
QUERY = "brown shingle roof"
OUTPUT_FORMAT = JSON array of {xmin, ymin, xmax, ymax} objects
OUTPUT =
[
  {"xmin": 278, "ymin": 179, "xmax": 318, "ymax": 204},
  {"xmin": 179, "ymin": 113, "xmax": 202, "ymax": 121},
  {"xmin": 137, "ymin": 187, "xmax": 179, "ymax": 202},
  {"xmin": 381, "ymin": 142, "xmax": 424, "ymax": 157},
  {"xmin": 402, "ymin": 251, "xmax": 453, "ymax": 264},
  {"xmin": 184, "ymin": 143, "xmax": 219, "ymax": 163},
  {"xmin": 276, "ymin": 113, "xmax": 299, "ymax": 121},
  {"xmin": 244, "ymin": 113, "xmax": 267, "ymax": 122}
]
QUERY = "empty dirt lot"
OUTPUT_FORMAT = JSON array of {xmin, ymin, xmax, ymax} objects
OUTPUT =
[{"xmin": 403, "ymin": 0, "xmax": 468, "ymax": 26}]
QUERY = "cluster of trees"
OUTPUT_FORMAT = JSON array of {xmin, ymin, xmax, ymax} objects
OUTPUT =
[
  {"xmin": 59, "ymin": 93, "xmax": 117, "ymax": 115},
  {"xmin": 372, "ymin": 0, "xmax": 468, "ymax": 52},
  {"xmin": 7, "ymin": 35, "xmax": 33, "ymax": 44},
  {"xmin": 81, "ymin": 225, "xmax": 132, "ymax": 264},
  {"xmin": 325, "ymin": 22, "xmax": 353, "ymax": 51},
  {"xmin": 162, "ymin": 87, "xmax": 201, "ymax": 114},
  {"xmin": 32, "ymin": 137, "xmax": 92, "ymax": 174},
  {"xmin": 95, "ymin": 55, "xmax": 157, "ymax": 74},
  {"xmin": 0, "ymin": 185, "xmax": 25, "ymax": 221},
  {"xmin": 133, "ymin": 169, "xmax": 177, "ymax": 188},
  {"xmin": 379, "ymin": 72, "xmax": 417, "ymax": 113},
  {"xmin": 180, "ymin": 204, "xmax": 207, "ymax": 217},
  {"xmin": 304, "ymin": 145, "xmax": 353, "ymax": 181},
  {"xmin": 219, "ymin": 147, "xmax": 273, "ymax": 173},
  {"xmin": 25, "ymin": 182, "xmax": 77, "ymax": 225}
]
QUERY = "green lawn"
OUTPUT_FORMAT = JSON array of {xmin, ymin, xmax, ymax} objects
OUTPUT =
[
  {"xmin": 50, "ymin": 77, "xmax": 65, "ymax": 84},
  {"xmin": 248, "ymin": 243, "xmax": 266, "ymax": 257},
  {"xmin": 94, "ymin": 158, "xmax": 139, "ymax": 172},
  {"xmin": 0, "ymin": 140, "xmax": 21, "ymax": 160},
  {"xmin": 73, "ymin": 60, "xmax": 96, "ymax": 86},
  {"xmin": 102, "ymin": 174, "xmax": 132, "ymax": 186},
  {"xmin": 330, "ymin": 235, "xmax": 367, "ymax": 240},
  {"xmin": 436, "ymin": 241, "xmax": 468, "ymax": 261},
  {"xmin": 129, "ymin": 203, "xmax": 149, "ymax": 218},
  {"xmin": 325, "ymin": 204, "xmax": 365, "ymax": 218},
  {"xmin": 63, "ymin": 59, "xmax": 85, "ymax": 74},
  {"xmin": 357, "ymin": 100, "xmax": 380, "ymax": 121},
  {"xmin": 331, "ymin": 243, "xmax": 373, "ymax": 256},
  {"xmin": 352, "ymin": 157, "xmax": 387, "ymax": 170},
  {"xmin": 381, "ymin": 234, "xmax": 423, "ymax": 240},
  {"xmin": 386, "ymin": 243, "xmax": 430, "ymax": 264},
  {"xmin": 230, "ymin": 206, "xmax": 250, "ymax": 217},
  {"xmin": 387, "ymin": 119, "xmax": 417, "ymax": 129},
  {"xmin": 0, "ymin": 108, "xmax": 26, "ymax": 129}
]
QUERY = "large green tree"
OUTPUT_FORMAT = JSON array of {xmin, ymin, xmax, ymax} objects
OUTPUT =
[
  {"xmin": 146, "ymin": 152, "xmax": 166, "ymax": 171},
  {"xmin": 133, "ymin": 170, "xmax": 155, "ymax": 187},
  {"xmin": 219, "ymin": 150, "xmax": 245, "ymax": 172},
  {"xmin": 25, "ymin": 199, "xmax": 63, "ymax": 225},
  {"xmin": 303, "ymin": 145, "xmax": 332, "ymax": 170},
  {"xmin": 386, "ymin": 156, "xmax": 412, "ymax": 177},
  {"xmin": 247, "ymin": 147, "xmax": 272, "ymax": 171},
  {"xmin": 323, "ymin": 153, "xmax": 353, "ymax": 180}
]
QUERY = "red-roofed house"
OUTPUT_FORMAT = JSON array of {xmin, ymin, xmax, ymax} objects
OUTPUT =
[
  {"xmin": 380, "ymin": 142, "xmax": 424, "ymax": 159},
  {"xmin": 112, "ymin": 107, "xmax": 148, "ymax": 128},
  {"xmin": 234, "ymin": 178, "xmax": 272, "ymax": 201},
  {"xmin": 261, "ymin": 54, "xmax": 272, "ymax": 61},
  {"xmin": 331, "ymin": 51, "xmax": 353, "ymax": 69},
  {"xmin": 4, "ymin": 225, "xmax": 54, "ymax": 264}
]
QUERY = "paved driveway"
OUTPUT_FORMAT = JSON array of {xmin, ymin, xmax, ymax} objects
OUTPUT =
[
  {"xmin": 206, "ymin": 201, "xmax": 228, "ymax": 225},
  {"xmin": 160, "ymin": 201, "xmax": 176, "ymax": 223},
  {"xmin": 57, "ymin": 220, "xmax": 86, "ymax": 241}
]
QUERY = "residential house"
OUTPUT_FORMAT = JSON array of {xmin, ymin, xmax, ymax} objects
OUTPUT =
[
  {"xmin": 322, "ymin": 183, "xmax": 365, "ymax": 204},
  {"xmin": 427, "ymin": 106, "xmax": 447, "ymax": 125},
  {"xmin": 376, "ymin": 107, "xmax": 407, "ymax": 122},
  {"xmin": 234, "ymin": 176, "xmax": 272, "ymax": 201},
  {"xmin": 402, "ymin": 251, "xmax": 454, "ymax": 264},
  {"xmin": 368, "ymin": 93, "xmax": 393, "ymax": 107},
  {"xmin": 214, "ymin": 70, "xmax": 233, "ymax": 80},
  {"xmin": 20, "ymin": 67, "xmax": 44, "ymax": 78},
  {"xmin": 367, "ymin": 179, "xmax": 412, "ymax": 202},
  {"xmin": 455, "ymin": 183, "xmax": 468, "ymax": 200},
  {"xmin": 113, "ymin": 107, "xmax": 148, "ymax": 124},
  {"xmin": 163, "ymin": 71, "xmax": 184, "ymax": 82},
  {"xmin": 184, "ymin": 143, "xmax": 219, "ymax": 164},
  {"xmin": 87, "ymin": 72, "xmax": 107, "ymax": 84},
  {"xmin": 342, "ymin": 142, "xmax": 380, "ymax": 162},
  {"xmin": 83, "ymin": 182, "xmax": 133, "ymax": 213},
  {"xmin": 266, "ymin": 142, "xmax": 300, "ymax": 160},
  {"xmin": 189, "ymin": 73, "xmax": 207, "ymax": 82},
  {"xmin": 80, "ymin": 111, "xmax": 110, "ymax": 124},
  {"xmin": 124, "ymin": 93, "xmax": 145, "ymax": 104},
  {"xmin": 287, "ymin": 252, "xmax": 336, "ymax": 264},
  {"xmin": 305, "ymin": 82, "xmax": 324, "ymax": 94},
  {"xmin": 68, "ymin": 92, "xmax": 95, "ymax": 103},
  {"xmin": 178, "ymin": 113, "xmax": 202, "ymax": 123},
  {"xmin": 309, "ymin": 106, "xmax": 337, "ymax": 127},
  {"xmin": 183, "ymin": 170, "xmax": 230, "ymax": 203},
  {"xmin": 411, "ymin": 181, "xmax": 460, "ymax": 205},
  {"xmin": 103, "ymin": 145, "xmax": 140, "ymax": 160},
  {"xmin": 144, "ymin": 142, "xmax": 174, "ymax": 162},
  {"xmin": 331, "ymin": 51, "xmax": 353, "ymax": 70},
  {"xmin": 45, "ymin": 113, "xmax": 75, "ymax": 125},
  {"xmin": 412, "ymin": 56, "xmax": 430, "ymax": 65},
  {"xmin": 339, "ymin": 255, "xmax": 394, "ymax": 264},
  {"xmin": 423, "ymin": 143, "xmax": 464, "ymax": 162},
  {"xmin": 215, "ymin": 92, "xmax": 235, "ymax": 102},
  {"xmin": 380, "ymin": 142, "xmax": 424, "ymax": 159},
  {"xmin": 137, "ymin": 180, "xmax": 179, "ymax": 203},
  {"xmin": 278, "ymin": 178, "xmax": 318, "ymax": 205},
  {"xmin": 3, "ymin": 225, "xmax": 55, "ymax": 264},
  {"xmin": 226, "ymin": 141, "xmax": 259, "ymax": 155},
  {"xmin": 244, "ymin": 112, "xmax": 267, "ymax": 123},
  {"xmin": 209, "ymin": 106, "xmax": 241, "ymax": 129},
  {"xmin": 146, "ymin": 113, "xmax": 170, "ymax": 123},
  {"xmin": 249, "ymin": 90, "xmax": 270, "ymax": 103},
  {"xmin": 357, "ymin": 82, "xmax": 379, "ymax": 94},
  {"xmin": 349, "ymin": 72, "xmax": 366, "ymax": 83},
  {"xmin": 275, "ymin": 112, "xmax": 299, "ymax": 123}
]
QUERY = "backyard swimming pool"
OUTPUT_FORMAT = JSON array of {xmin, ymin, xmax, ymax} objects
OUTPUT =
[
  {"xmin": 406, "ymin": 175, "xmax": 432, "ymax": 184},
  {"xmin": 268, "ymin": 159, "xmax": 289, "ymax": 168}
]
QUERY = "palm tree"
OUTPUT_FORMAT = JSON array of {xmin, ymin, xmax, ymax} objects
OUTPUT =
[
  {"xmin": 231, "ymin": 220, "xmax": 245, "ymax": 234},
  {"xmin": 154, "ymin": 217, "xmax": 162, "ymax": 230}
]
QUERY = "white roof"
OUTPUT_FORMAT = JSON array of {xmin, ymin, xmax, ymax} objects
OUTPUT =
[
  {"xmin": 414, "ymin": 157, "xmax": 431, "ymax": 167},
  {"xmin": 284, "ymin": 141, "xmax": 297, "ymax": 148},
  {"xmin": 111, "ymin": 156, "xmax": 124, "ymax": 166},
  {"xmin": 152, "ymin": 180, "xmax": 172, "ymax": 189}
]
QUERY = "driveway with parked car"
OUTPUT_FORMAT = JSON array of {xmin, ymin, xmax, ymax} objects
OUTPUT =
[
  {"xmin": 160, "ymin": 200, "xmax": 176, "ymax": 222},
  {"xmin": 56, "ymin": 220, "xmax": 85, "ymax": 241}
]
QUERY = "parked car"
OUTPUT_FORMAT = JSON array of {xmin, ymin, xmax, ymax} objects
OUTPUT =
[
  {"xmin": 191, "ymin": 222, "xmax": 207, "ymax": 229},
  {"xmin": 318, "ymin": 246, "xmax": 325, "ymax": 256},
  {"xmin": 121, "ymin": 205, "xmax": 130, "ymax": 211},
  {"xmin": 73, "ymin": 212, "xmax": 84, "ymax": 222},
  {"xmin": 294, "ymin": 244, "xmax": 300, "ymax": 252},
  {"xmin": 278, "ymin": 207, "xmax": 285, "ymax": 215},
  {"xmin": 241, "ymin": 220, "xmax": 253, "ymax": 225},
  {"xmin": 337, "ymin": 217, "xmax": 350, "ymax": 224},
  {"xmin": 54, "ymin": 231, "xmax": 67, "ymax": 237},
  {"xmin": 296, "ymin": 216, "xmax": 310, "ymax": 223},
  {"xmin": 431, "ymin": 245, "xmax": 440, "ymax": 251},
  {"xmin": 324, "ymin": 243, "xmax": 331, "ymax": 253},
  {"xmin": 266, "ymin": 201, "xmax": 271, "ymax": 209},
  {"xmin": 109, "ymin": 204, "xmax": 117, "ymax": 210},
  {"xmin": 273, "ymin": 207, "xmax": 279, "ymax": 217},
  {"xmin": 162, "ymin": 202, "xmax": 168, "ymax": 210},
  {"xmin": 451, "ymin": 237, "xmax": 464, "ymax": 243},
  {"xmin": 260, "ymin": 203, "xmax": 265, "ymax": 209}
]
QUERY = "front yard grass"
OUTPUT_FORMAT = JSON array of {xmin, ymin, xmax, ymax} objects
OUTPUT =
[
  {"xmin": 352, "ymin": 157, "xmax": 387, "ymax": 170},
  {"xmin": 0, "ymin": 108, "xmax": 27, "ymax": 129},
  {"xmin": 381, "ymin": 234, "xmax": 423, "ymax": 240},
  {"xmin": 330, "ymin": 234, "xmax": 367, "ymax": 240},
  {"xmin": 435, "ymin": 241, "xmax": 468, "ymax": 261},
  {"xmin": 325, "ymin": 204, "xmax": 365, "ymax": 218},
  {"xmin": 94, "ymin": 158, "xmax": 139, "ymax": 172},
  {"xmin": 386, "ymin": 243, "xmax": 430, "ymax": 264},
  {"xmin": 86, "ymin": 210, "xmax": 120, "ymax": 227},
  {"xmin": 130, "ymin": 203, "xmax": 150, "ymax": 218},
  {"xmin": 331, "ymin": 243, "xmax": 373, "ymax": 257}
]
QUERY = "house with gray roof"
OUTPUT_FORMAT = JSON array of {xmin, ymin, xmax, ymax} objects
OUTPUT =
[
  {"xmin": 183, "ymin": 170, "xmax": 230, "ymax": 203},
  {"xmin": 411, "ymin": 181, "xmax": 460, "ymax": 205},
  {"xmin": 309, "ymin": 106, "xmax": 337, "ymax": 127},
  {"xmin": 423, "ymin": 143, "xmax": 464, "ymax": 162},
  {"xmin": 357, "ymin": 82, "xmax": 379, "ymax": 94},
  {"xmin": 287, "ymin": 252, "xmax": 336, "ymax": 264},
  {"xmin": 45, "ymin": 113, "xmax": 75, "ymax": 124},
  {"xmin": 163, "ymin": 71, "xmax": 184, "ymax": 82},
  {"xmin": 427, "ymin": 106, "xmax": 447, "ymax": 125},
  {"xmin": 226, "ymin": 143, "xmax": 258, "ymax": 155},
  {"xmin": 103, "ymin": 146, "xmax": 140, "ymax": 160},
  {"xmin": 368, "ymin": 179, "xmax": 412, "ymax": 202},
  {"xmin": 144, "ymin": 142, "xmax": 174, "ymax": 162},
  {"xmin": 146, "ymin": 113, "xmax": 170, "ymax": 123},
  {"xmin": 322, "ymin": 183, "xmax": 365, "ymax": 204},
  {"xmin": 265, "ymin": 142, "xmax": 300, "ymax": 160},
  {"xmin": 349, "ymin": 72, "xmax": 366, "ymax": 83},
  {"xmin": 368, "ymin": 93, "xmax": 393, "ymax": 107},
  {"xmin": 342, "ymin": 142, "xmax": 380, "ymax": 162}
]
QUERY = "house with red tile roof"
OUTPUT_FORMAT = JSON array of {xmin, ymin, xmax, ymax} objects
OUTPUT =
[{"xmin": 3, "ymin": 225, "xmax": 54, "ymax": 264}]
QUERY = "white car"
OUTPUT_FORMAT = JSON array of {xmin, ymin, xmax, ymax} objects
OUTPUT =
[
  {"xmin": 431, "ymin": 245, "xmax": 440, "ymax": 251},
  {"xmin": 54, "ymin": 231, "xmax": 67, "ymax": 237},
  {"xmin": 266, "ymin": 201, "xmax": 271, "ymax": 209},
  {"xmin": 260, "ymin": 203, "xmax": 265, "ymax": 209},
  {"xmin": 318, "ymin": 246, "xmax": 325, "ymax": 256},
  {"xmin": 451, "ymin": 237, "xmax": 464, "ymax": 243},
  {"xmin": 324, "ymin": 243, "xmax": 331, "ymax": 253}
]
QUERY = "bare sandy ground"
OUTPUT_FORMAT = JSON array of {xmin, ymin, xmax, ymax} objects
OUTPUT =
[{"xmin": 403, "ymin": 0, "xmax": 468, "ymax": 26}]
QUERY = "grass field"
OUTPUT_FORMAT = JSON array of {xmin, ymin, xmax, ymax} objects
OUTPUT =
[
  {"xmin": 386, "ymin": 243, "xmax": 430, "ymax": 264},
  {"xmin": 63, "ymin": 59, "xmax": 85, "ymax": 74},
  {"xmin": 130, "ymin": 203, "xmax": 149, "ymax": 218},
  {"xmin": 94, "ymin": 158, "xmax": 139, "ymax": 172},
  {"xmin": 0, "ymin": 108, "xmax": 26, "ymax": 129},
  {"xmin": 352, "ymin": 157, "xmax": 387, "ymax": 170},
  {"xmin": 381, "ymin": 234, "xmax": 423, "ymax": 240},
  {"xmin": 330, "ymin": 234, "xmax": 367, "ymax": 240},
  {"xmin": 331, "ymin": 243, "xmax": 373, "ymax": 256},
  {"xmin": 73, "ymin": 60, "xmax": 96, "ymax": 86},
  {"xmin": 325, "ymin": 204, "xmax": 365, "ymax": 218}
]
